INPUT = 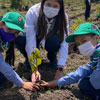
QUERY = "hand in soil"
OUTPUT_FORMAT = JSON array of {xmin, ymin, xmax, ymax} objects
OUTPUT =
[
  {"xmin": 31, "ymin": 71, "xmax": 41, "ymax": 83},
  {"xmin": 40, "ymin": 80, "xmax": 58, "ymax": 88},
  {"xmin": 21, "ymin": 81, "xmax": 39, "ymax": 91},
  {"xmin": 54, "ymin": 70, "xmax": 64, "ymax": 80}
]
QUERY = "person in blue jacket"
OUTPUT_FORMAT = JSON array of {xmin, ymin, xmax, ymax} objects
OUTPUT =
[
  {"xmin": 0, "ymin": 12, "xmax": 39, "ymax": 91},
  {"xmin": 41, "ymin": 22, "xmax": 100, "ymax": 100}
]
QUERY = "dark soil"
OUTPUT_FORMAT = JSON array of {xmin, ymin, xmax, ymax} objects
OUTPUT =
[{"xmin": 0, "ymin": 49, "xmax": 91, "ymax": 100}]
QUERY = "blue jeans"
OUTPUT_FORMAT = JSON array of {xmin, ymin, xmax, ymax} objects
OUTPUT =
[
  {"xmin": 45, "ymin": 33, "xmax": 60, "ymax": 64},
  {"xmin": 15, "ymin": 36, "xmax": 28, "ymax": 59},
  {"xmin": 78, "ymin": 78, "xmax": 100, "ymax": 100},
  {"xmin": 15, "ymin": 35, "xmax": 30, "ymax": 68},
  {"xmin": 15, "ymin": 33, "xmax": 60, "ymax": 68}
]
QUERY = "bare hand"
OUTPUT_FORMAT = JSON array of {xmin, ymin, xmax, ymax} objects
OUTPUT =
[
  {"xmin": 54, "ymin": 70, "xmax": 64, "ymax": 80},
  {"xmin": 41, "ymin": 80, "xmax": 57, "ymax": 88},
  {"xmin": 40, "ymin": 80, "xmax": 49, "ymax": 87},
  {"xmin": 31, "ymin": 71, "xmax": 41, "ymax": 83},
  {"xmin": 21, "ymin": 81, "xmax": 39, "ymax": 91}
]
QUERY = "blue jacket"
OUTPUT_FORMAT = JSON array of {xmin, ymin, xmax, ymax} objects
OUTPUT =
[
  {"xmin": 0, "ymin": 53, "xmax": 23, "ymax": 86},
  {"xmin": 57, "ymin": 61, "xmax": 100, "ymax": 89},
  {"xmin": 0, "ymin": 28, "xmax": 23, "ymax": 86}
]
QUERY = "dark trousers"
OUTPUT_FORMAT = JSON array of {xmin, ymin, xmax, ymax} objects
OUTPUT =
[
  {"xmin": 15, "ymin": 34, "xmax": 60, "ymax": 67},
  {"xmin": 0, "ymin": 72, "xmax": 5, "ymax": 84},
  {"xmin": 45, "ymin": 33, "xmax": 60, "ymax": 63},
  {"xmin": 15, "ymin": 35, "xmax": 28, "ymax": 61},
  {"xmin": 78, "ymin": 78, "xmax": 100, "ymax": 100},
  {"xmin": 85, "ymin": 4, "xmax": 91, "ymax": 21}
]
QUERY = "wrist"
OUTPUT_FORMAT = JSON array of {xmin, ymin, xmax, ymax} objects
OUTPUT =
[
  {"xmin": 57, "ymin": 65, "xmax": 64, "ymax": 72},
  {"xmin": 20, "ymin": 81, "xmax": 25, "ymax": 88},
  {"xmin": 57, "ymin": 65, "xmax": 64, "ymax": 68},
  {"xmin": 48, "ymin": 80, "xmax": 58, "ymax": 87}
]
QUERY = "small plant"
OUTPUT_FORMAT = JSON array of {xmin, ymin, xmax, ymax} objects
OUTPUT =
[
  {"xmin": 28, "ymin": 48, "xmax": 41, "ymax": 73},
  {"xmin": 75, "ymin": 17, "xmax": 84, "ymax": 24},
  {"xmin": 72, "ymin": 24, "xmax": 78, "ymax": 31},
  {"xmin": 12, "ymin": 8, "xmax": 17, "ymax": 12},
  {"xmin": 96, "ymin": 6, "xmax": 100, "ymax": 20},
  {"xmin": 87, "ymin": 18, "xmax": 93, "ymax": 23},
  {"xmin": 28, "ymin": 48, "xmax": 43, "ymax": 85},
  {"xmin": 72, "ymin": 17, "xmax": 85, "ymax": 31},
  {"xmin": 96, "ymin": 6, "xmax": 100, "ymax": 13}
]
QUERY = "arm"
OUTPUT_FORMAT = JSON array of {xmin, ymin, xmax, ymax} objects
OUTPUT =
[
  {"xmin": 57, "ymin": 13, "xmax": 69, "ymax": 67},
  {"xmin": 56, "ymin": 65, "xmax": 93, "ymax": 87},
  {"xmin": 57, "ymin": 35, "xmax": 68, "ymax": 67},
  {"xmin": 54, "ymin": 35, "xmax": 68, "ymax": 79},
  {"xmin": 25, "ymin": 8, "xmax": 38, "ymax": 58},
  {"xmin": 54, "ymin": 14, "xmax": 69, "ymax": 79},
  {"xmin": 25, "ymin": 5, "xmax": 42, "ymax": 83},
  {"xmin": 42, "ymin": 65, "xmax": 93, "ymax": 88},
  {"xmin": 88, "ymin": 0, "xmax": 91, "ymax": 5},
  {"xmin": 65, "ymin": 13, "xmax": 70, "ymax": 35},
  {"xmin": 90, "ymin": 61, "xmax": 100, "ymax": 89},
  {"xmin": 0, "ymin": 54, "xmax": 23, "ymax": 86},
  {"xmin": 0, "ymin": 53, "xmax": 39, "ymax": 90}
]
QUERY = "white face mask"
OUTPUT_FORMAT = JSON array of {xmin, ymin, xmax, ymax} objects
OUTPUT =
[
  {"xmin": 43, "ymin": 6, "xmax": 59, "ymax": 18},
  {"xmin": 78, "ymin": 41, "xmax": 95, "ymax": 56}
]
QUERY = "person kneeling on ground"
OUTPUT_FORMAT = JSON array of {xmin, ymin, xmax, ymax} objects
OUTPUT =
[
  {"xmin": 0, "ymin": 12, "xmax": 39, "ymax": 91},
  {"xmin": 41, "ymin": 22, "xmax": 100, "ymax": 100},
  {"xmin": 15, "ymin": 0, "xmax": 69, "ymax": 83}
]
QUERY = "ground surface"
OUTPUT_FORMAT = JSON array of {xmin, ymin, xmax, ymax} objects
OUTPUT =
[
  {"xmin": 0, "ymin": 50, "xmax": 90, "ymax": 100},
  {"xmin": 0, "ymin": 0, "xmax": 100, "ymax": 100}
]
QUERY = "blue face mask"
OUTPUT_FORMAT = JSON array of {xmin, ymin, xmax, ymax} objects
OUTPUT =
[{"xmin": 0, "ymin": 28, "xmax": 16, "ymax": 42}]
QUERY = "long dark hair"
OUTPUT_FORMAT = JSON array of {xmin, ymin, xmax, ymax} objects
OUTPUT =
[
  {"xmin": 0, "ymin": 16, "xmax": 15, "ymax": 66},
  {"xmin": 37, "ymin": 0, "xmax": 68, "ymax": 43},
  {"xmin": 5, "ymin": 41, "xmax": 15, "ymax": 66}
]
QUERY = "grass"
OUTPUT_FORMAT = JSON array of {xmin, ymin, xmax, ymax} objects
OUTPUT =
[
  {"xmin": 77, "ymin": 4, "xmax": 85, "ymax": 9},
  {"xmin": 0, "ymin": 0, "xmax": 86, "ymax": 16},
  {"xmin": 0, "ymin": 0, "xmax": 41, "ymax": 16}
]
